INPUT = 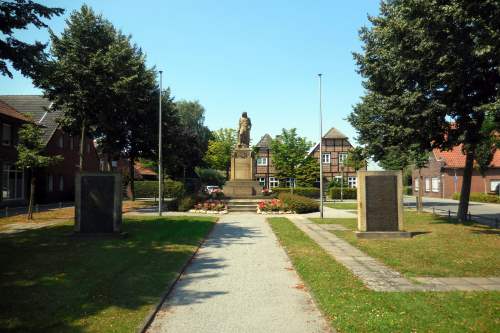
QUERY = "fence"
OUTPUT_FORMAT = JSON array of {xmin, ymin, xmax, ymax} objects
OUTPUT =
[
  {"xmin": 419, "ymin": 205, "xmax": 499, "ymax": 228},
  {"xmin": 1, "ymin": 202, "xmax": 73, "ymax": 218}
]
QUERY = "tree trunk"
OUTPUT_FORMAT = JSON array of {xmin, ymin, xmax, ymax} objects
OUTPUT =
[
  {"xmin": 457, "ymin": 149, "xmax": 475, "ymax": 221},
  {"xmin": 27, "ymin": 175, "xmax": 35, "ymax": 221},
  {"xmin": 129, "ymin": 157, "xmax": 135, "ymax": 201},
  {"xmin": 417, "ymin": 169, "xmax": 423, "ymax": 213},
  {"xmin": 107, "ymin": 155, "xmax": 112, "ymax": 172},
  {"xmin": 79, "ymin": 120, "xmax": 86, "ymax": 171}
]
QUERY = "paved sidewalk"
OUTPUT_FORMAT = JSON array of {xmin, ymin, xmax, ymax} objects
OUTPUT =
[
  {"xmin": 147, "ymin": 213, "xmax": 331, "ymax": 333},
  {"xmin": 288, "ymin": 215, "xmax": 500, "ymax": 292}
]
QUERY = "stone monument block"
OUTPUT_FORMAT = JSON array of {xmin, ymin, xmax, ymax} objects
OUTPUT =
[
  {"xmin": 356, "ymin": 170, "xmax": 410, "ymax": 239},
  {"xmin": 74, "ymin": 172, "xmax": 122, "ymax": 234}
]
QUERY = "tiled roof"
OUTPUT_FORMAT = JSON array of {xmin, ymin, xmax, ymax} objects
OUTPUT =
[
  {"xmin": 434, "ymin": 145, "xmax": 500, "ymax": 168},
  {"xmin": 0, "ymin": 100, "xmax": 31, "ymax": 122},
  {"xmin": 0, "ymin": 95, "xmax": 62, "ymax": 144},
  {"xmin": 255, "ymin": 133, "xmax": 273, "ymax": 148},
  {"xmin": 323, "ymin": 127, "xmax": 347, "ymax": 139},
  {"xmin": 134, "ymin": 161, "xmax": 157, "ymax": 177}
]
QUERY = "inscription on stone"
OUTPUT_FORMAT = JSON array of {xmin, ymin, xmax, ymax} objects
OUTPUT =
[{"xmin": 365, "ymin": 175, "xmax": 398, "ymax": 231}]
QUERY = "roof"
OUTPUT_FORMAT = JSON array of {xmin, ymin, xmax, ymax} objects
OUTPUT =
[
  {"xmin": 0, "ymin": 100, "xmax": 32, "ymax": 122},
  {"xmin": 433, "ymin": 145, "xmax": 500, "ymax": 168},
  {"xmin": 255, "ymin": 133, "xmax": 273, "ymax": 148},
  {"xmin": 323, "ymin": 127, "xmax": 347, "ymax": 139},
  {"xmin": 0, "ymin": 95, "xmax": 62, "ymax": 144},
  {"xmin": 134, "ymin": 161, "xmax": 157, "ymax": 177}
]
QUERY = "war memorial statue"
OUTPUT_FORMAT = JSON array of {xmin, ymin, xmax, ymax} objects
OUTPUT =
[{"xmin": 224, "ymin": 112, "xmax": 261, "ymax": 197}]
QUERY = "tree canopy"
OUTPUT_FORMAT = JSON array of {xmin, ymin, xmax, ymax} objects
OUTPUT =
[
  {"xmin": 204, "ymin": 128, "xmax": 237, "ymax": 175},
  {"xmin": 0, "ymin": 0, "xmax": 63, "ymax": 78},
  {"xmin": 349, "ymin": 0, "xmax": 500, "ymax": 220}
]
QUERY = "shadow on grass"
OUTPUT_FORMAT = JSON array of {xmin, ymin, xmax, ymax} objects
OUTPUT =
[{"xmin": 0, "ymin": 216, "xmax": 256, "ymax": 332}]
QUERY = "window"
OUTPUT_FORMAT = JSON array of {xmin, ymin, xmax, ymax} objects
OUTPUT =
[
  {"xmin": 2, "ymin": 123, "xmax": 12, "ymax": 146},
  {"xmin": 257, "ymin": 157, "xmax": 268, "ymax": 166},
  {"xmin": 111, "ymin": 161, "xmax": 118, "ymax": 168},
  {"xmin": 58, "ymin": 135, "xmax": 64, "ymax": 148},
  {"xmin": 431, "ymin": 177, "xmax": 440, "ymax": 192},
  {"xmin": 414, "ymin": 178, "xmax": 419, "ymax": 191},
  {"xmin": 348, "ymin": 176, "xmax": 357, "ymax": 188},
  {"xmin": 269, "ymin": 177, "xmax": 279, "ymax": 188},
  {"xmin": 59, "ymin": 176, "xmax": 64, "ymax": 192},
  {"xmin": 339, "ymin": 152, "xmax": 348, "ymax": 165},
  {"xmin": 284, "ymin": 178, "xmax": 295, "ymax": 188},
  {"xmin": 322, "ymin": 153, "xmax": 331, "ymax": 164},
  {"xmin": 1, "ymin": 164, "xmax": 24, "ymax": 200},
  {"xmin": 48, "ymin": 175, "xmax": 53, "ymax": 192},
  {"xmin": 490, "ymin": 180, "xmax": 500, "ymax": 193},
  {"xmin": 258, "ymin": 177, "xmax": 266, "ymax": 187},
  {"xmin": 425, "ymin": 177, "xmax": 430, "ymax": 192}
]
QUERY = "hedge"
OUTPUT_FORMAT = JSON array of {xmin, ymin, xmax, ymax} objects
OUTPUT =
[
  {"xmin": 329, "ymin": 187, "xmax": 357, "ymax": 200},
  {"xmin": 404, "ymin": 186, "xmax": 413, "ymax": 195},
  {"xmin": 278, "ymin": 192, "xmax": 319, "ymax": 214},
  {"xmin": 134, "ymin": 180, "xmax": 185, "ymax": 198},
  {"xmin": 272, "ymin": 187, "xmax": 320, "ymax": 198},
  {"xmin": 452, "ymin": 192, "xmax": 500, "ymax": 204}
]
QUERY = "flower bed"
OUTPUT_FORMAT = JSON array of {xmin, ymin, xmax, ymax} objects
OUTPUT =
[
  {"xmin": 189, "ymin": 199, "xmax": 228, "ymax": 214},
  {"xmin": 257, "ymin": 198, "xmax": 294, "ymax": 214}
]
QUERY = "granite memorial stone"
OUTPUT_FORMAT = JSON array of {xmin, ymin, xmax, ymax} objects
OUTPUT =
[{"xmin": 74, "ymin": 172, "xmax": 122, "ymax": 234}]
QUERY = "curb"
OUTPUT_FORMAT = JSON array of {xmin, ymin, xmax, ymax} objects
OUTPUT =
[{"xmin": 136, "ymin": 218, "xmax": 219, "ymax": 333}]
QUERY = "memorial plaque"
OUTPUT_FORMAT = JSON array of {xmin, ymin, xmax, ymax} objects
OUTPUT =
[
  {"xmin": 75, "ymin": 172, "xmax": 122, "ymax": 234},
  {"xmin": 357, "ymin": 171, "xmax": 409, "ymax": 239}
]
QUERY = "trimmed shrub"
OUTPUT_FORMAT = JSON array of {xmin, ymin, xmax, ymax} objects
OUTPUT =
[
  {"xmin": 178, "ymin": 196, "xmax": 196, "ymax": 211},
  {"xmin": 134, "ymin": 180, "xmax": 185, "ymax": 198},
  {"xmin": 329, "ymin": 187, "xmax": 357, "ymax": 200},
  {"xmin": 272, "ymin": 187, "xmax": 320, "ymax": 198},
  {"xmin": 278, "ymin": 192, "xmax": 319, "ymax": 214},
  {"xmin": 452, "ymin": 192, "xmax": 500, "ymax": 204}
]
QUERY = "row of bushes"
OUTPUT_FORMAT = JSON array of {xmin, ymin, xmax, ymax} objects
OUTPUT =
[
  {"xmin": 134, "ymin": 180, "xmax": 185, "ymax": 198},
  {"xmin": 278, "ymin": 192, "xmax": 319, "ymax": 213},
  {"xmin": 271, "ymin": 187, "xmax": 320, "ymax": 198},
  {"xmin": 452, "ymin": 192, "xmax": 500, "ymax": 204},
  {"xmin": 329, "ymin": 187, "xmax": 357, "ymax": 199}
]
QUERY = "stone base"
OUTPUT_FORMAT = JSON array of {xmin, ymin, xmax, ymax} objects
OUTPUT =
[
  {"xmin": 355, "ymin": 231, "xmax": 412, "ymax": 239},
  {"xmin": 69, "ymin": 231, "xmax": 129, "ymax": 239},
  {"xmin": 223, "ymin": 180, "xmax": 262, "ymax": 198}
]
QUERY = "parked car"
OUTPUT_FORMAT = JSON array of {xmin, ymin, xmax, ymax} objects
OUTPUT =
[{"xmin": 205, "ymin": 185, "xmax": 220, "ymax": 194}]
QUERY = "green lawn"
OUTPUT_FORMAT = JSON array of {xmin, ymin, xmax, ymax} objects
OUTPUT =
[
  {"xmin": 268, "ymin": 217, "xmax": 500, "ymax": 333},
  {"xmin": 311, "ymin": 211, "xmax": 500, "ymax": 277},
  {"xmin": 0, "ymin": 216, "xmax": 216, "ymax": 332},
  {"xmin": 325, "ymin": 202, "xmax": 357, "ymax": 210}
]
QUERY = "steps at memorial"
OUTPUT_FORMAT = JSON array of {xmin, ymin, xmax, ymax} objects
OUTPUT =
[{"xmin": 227, "ymin": 199, "xmax": 260, "ymax": 212}]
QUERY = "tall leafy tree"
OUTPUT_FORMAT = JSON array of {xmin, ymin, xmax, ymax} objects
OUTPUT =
[
  {"xmin": 204, "ymin": 128, "xmax": 237, "ymax": 178},
  {"xmin": 295, "ymin": 156, "xmax": 319, "ymax": 187},
  {"xmin": 16, "ymin": 121, "xmax": 62, "ymax": 220},
  {"xmin": 0, "ymin": 0, "xmax": 63, "ymax": 78},
  {"xmin": 270, "ymin": 128, "xmax": 312, "ymax": 192},
  {"xmin": 34, "ymin": 5, "xmax": 117, "ymax": 171},
  {"xmin": 350, "ymin": 0, "xmax": 500, "ymax": 220},
  {"xmin": 344, "ymin": 146, "xmax": 367, "ymax": 171}
]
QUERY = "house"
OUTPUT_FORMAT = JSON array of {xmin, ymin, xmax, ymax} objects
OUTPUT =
[
  {"xmin": 412, "ymin": 145, "xmax": 500, "ymax": 198},
  {"xmin": 0, "ymin": 95, "xmax": 100, "ymax": 204},
  {"xmin": 253, "ymin": 127, "xmax": 363, "ymax": 189},
  {"xmin": 0, "ymin": 100, "xmax": 32, "ymax": 207},
  {"xmin": 308, "ymin": 127, "xmax": 361, "ymax": 188}
]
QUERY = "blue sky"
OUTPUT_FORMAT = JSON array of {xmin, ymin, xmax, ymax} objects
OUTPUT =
[{"xmin": 1, "ymin": 0, "xmax": 380, "ymax": 147}]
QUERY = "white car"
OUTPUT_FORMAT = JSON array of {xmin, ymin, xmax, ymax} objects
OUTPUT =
[{"xmin": 205, "ymin": 185, "xmax": 220, "ymax": 194}]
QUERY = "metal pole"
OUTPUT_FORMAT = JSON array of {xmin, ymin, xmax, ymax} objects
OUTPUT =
[
  {"xmin": 318, "ymin": 73, "xmax": 323, "ymax": 219},
  {"xmin": 158, "ymin": 70, "xmax": 163, "ymax": 216}
]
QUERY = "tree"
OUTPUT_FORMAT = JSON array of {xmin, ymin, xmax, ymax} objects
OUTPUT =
[
  {"xmin": 270, "ymin": 128, "xmax": 312, "ymax": 192},
  {"xmin": 16, "ymin": 122, "xmax": 62, "ymax": 220},
  {"xmin": 204, "ymin": 128, "xmax": 237, "ymax": 178},
  {"xmin": 350, "ymin": 0, "xmax": 500, "ymax": 220},
  {"xmin": 295, "ymin": 156, "xmax": 319, "ymax": 187},
  {"xmin": 0, "ymin": 0, "xmax": 63, "ymax": 78},
  {"xmin": 34, "ymin": 5, "xmax": 118, "ymax": 171},
  {"xmin": 344, "ymin": 147, "xmax": 367, "ymax": 171},
  {"xmin": 475, "ymin": 112, "xmax": 499, "ymax": 193}
]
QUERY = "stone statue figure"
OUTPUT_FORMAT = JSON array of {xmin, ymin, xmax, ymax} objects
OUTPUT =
[{"xmin": 237, "ymin": 112, "xmax": 251, "ymax": 147}]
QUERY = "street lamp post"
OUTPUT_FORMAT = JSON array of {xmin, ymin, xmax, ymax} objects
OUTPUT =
[
  {"xmin": 158, "ymin": 70, "xmax": 163, "ymax": 216},
  {"xmin": 318, "ymin": 73, "xmax": 323, "ymax": 219}
]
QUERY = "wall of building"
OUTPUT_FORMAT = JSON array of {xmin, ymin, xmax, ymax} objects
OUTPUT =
[{"xmin": 309, "ymin": 138, "xmax": 358, "ymax": 180}]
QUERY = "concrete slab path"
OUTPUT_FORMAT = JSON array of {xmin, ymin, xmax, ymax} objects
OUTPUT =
[{"xmin": 147, "ymin": 213, "xmax": 331, "ymax": 333}]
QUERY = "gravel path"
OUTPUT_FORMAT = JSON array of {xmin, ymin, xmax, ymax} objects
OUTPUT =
[{"xmin": 147, "ymin": 213, "xmax": 331, "ymax": 333}]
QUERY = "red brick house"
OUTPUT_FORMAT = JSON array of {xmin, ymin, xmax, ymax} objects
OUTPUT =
[
  {"xmin": 0, "ymin": 95, "xmax": 100, "ymax": 205},
  {"xmin": 412, "ymin": 145, "xmax": 500, "ymax": 198},
  {"xmin": 0, "ymin": 100, "xmax": 32, "ymax": 207},
  {"xmin": 253, "ymin": 127, "xmax": 363, "ymax": 189}
]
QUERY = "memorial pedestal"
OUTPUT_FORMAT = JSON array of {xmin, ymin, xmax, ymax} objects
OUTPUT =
[{"xmin": 224, "ymin": 147, "xmax": 262, "ymax": 198}]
